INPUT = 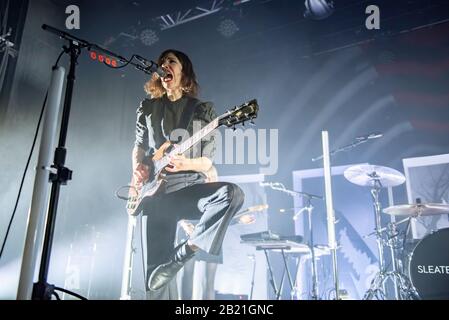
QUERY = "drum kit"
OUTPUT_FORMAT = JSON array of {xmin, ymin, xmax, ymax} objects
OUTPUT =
[{"xmin": 343, "ymin": 164, "xmax": 449, "ymax": 300}]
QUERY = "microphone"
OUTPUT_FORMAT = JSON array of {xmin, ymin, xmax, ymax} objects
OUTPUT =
[
  {"xmin": 355, "ymin": 132, "xmax": 383, "ymax": 141},
  {"xmin": 134, "ymin": 55, "xmax": 167, "ymax": 78}
]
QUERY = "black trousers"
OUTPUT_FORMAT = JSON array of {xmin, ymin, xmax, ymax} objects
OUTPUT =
[{"xmin": 143, "ymin": 182, "xmax": 244, "ymax": 296}]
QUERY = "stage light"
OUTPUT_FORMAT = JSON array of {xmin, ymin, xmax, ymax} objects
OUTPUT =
[
  {"xmin": 140, "ymin": 29, "xmax": 159, "ymax": 46},
  {"xmin": 304, "ymin": 0, "xmax": 334, "ymax": 20},
  {"xmin": 217, "ymin": 19, "xmax": 239, "ymax": 38}
]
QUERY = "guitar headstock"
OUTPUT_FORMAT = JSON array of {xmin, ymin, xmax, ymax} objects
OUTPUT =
[{"xmin": 219, "ymin": 99, "xmax": 259, "ymax": 128}]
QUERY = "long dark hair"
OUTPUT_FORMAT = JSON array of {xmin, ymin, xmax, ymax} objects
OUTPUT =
[{"xmin": 144, "ymin": 49, "xmax": 199, "ymax": 98}]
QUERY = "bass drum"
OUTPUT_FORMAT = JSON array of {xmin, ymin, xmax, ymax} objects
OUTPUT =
[{"xmin": 408, "ymin": 228, "xmax": 449, "ymax": 299}]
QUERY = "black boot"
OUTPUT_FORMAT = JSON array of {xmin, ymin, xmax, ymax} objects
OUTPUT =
[{"xmin": 148, "ymin": 241, "xmax": 195, "ymax": 291}]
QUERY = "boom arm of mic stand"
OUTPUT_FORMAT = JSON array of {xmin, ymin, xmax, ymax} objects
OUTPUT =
[
  {"xmin": 312, "ymin": 138, "xmax": 369, "ymax": 162},
  {"xmin": 42, "ymin": 24, "xmax": 157, "ymax": 77},
  {"xmin": 267, "ymin": 183, "xmax": 324, "ymax": 201}
]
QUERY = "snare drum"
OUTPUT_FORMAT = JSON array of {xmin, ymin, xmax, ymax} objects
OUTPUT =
[{"xmin": 408, "ymin": 228, "xmax": 449, "ymax": 299}]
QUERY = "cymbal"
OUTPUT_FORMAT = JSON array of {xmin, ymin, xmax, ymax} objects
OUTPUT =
[
  {"xmin": 383, "ymin": 203, "xmax": 449, "ymax": 217},
  {"xmin": 344, "ymin": 164, "xmax": 405, "ymax": 188}
]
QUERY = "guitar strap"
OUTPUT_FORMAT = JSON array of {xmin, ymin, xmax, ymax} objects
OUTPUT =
[
  {"xmin": 178, "ymin": 97, "xmax": 202, "ymax": 131},
  {"xmin": 176, "ymin": 97, "xmax": 202, "ymax": 142}
]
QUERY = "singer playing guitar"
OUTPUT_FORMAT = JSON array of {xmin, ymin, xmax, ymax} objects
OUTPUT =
[{"xmin": 131, "ymin": 49, "xmax": 245, "ymax": 299}]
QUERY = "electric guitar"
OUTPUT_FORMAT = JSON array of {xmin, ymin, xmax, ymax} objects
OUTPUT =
[{"xmin": 126, "ymin": 99, "xmax": 259, "ymax": 216}]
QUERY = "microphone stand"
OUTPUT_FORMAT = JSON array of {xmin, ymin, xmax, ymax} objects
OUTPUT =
[
  {"xmin": 31, "ymin": 35, "xmax": 81, "ymax": 300},
  {"xmin": 19, "ymin": 25, "xmax": 158, "ymax": 300},
  {"xmin": 263, "ymin": 182, "xmax": 324, "ymax": 300},
  {"xmin": 311, "ymin": 132, "xmax": 382, "ymax": 299}
]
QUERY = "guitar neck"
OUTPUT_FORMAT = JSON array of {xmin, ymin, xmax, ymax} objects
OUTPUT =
[
  {"xmin": 154, "ymin": 118, "xmax": 219, "ymax": 173},
  {"xmin": 178, "ymin": 118, "xmax": 219, "ymax": 154}
]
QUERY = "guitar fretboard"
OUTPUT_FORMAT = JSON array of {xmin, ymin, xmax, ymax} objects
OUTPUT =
[{"xmin": 154, "ymin": 118, "xmax": 219, "ymax": 173}]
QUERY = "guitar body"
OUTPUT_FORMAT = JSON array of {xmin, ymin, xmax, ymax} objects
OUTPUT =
[
  {"xmin": 126, "ymin": 177, "xmax": 163, "ymax": 216},
  {"xmin": 126, "ymin": 142, "xmax": 171, "ymax": 216}
]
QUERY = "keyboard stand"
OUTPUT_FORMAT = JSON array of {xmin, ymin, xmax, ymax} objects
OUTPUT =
[{"xmin": 255, "ymin": 244, "xmax": 297, "ymax": 300}]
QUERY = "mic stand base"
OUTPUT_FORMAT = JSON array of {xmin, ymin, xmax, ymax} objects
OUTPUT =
[{"xmin": 32, "ymin": 281, "xmax": 55, "ymax": 300}]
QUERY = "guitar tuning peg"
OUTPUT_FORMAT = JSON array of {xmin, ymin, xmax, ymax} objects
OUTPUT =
[
  {"xmin": 242, "ymin": 121, "xmax": 245, "ymax": 126},
  {"xmin": 250, "ymin": 120, "xmax": 255, "ymax": 125},
  {"xmin": 233, "ymin": 126, "xmax": 236, "ymax": 131}
]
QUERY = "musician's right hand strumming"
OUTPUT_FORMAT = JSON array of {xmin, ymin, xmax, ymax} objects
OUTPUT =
[
  {"xmin": 133, "ymin": 163, "xmax": 150, "ymax": 186},
  {"xmin": 180, "ymin": 220, "xmax": 195, "ymax": 237}
]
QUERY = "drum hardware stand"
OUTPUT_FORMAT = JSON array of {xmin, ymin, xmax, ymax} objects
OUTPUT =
[
  {"xmin": 363, "ymin": 177, "xmax": 388, "ymax": 299},
  {"xmin": 342, "ymin": 164, "xmax": 420, "ymax": 300},
  {"xmin": 385, "ymin": 221, "xmax": 420, "ymax": 300},
  {"xmin": 261, "ymin": 182, "xmax": 323, "ymax": 300},
  {"xmin": 363, "ymin": 177, "xmax": 397, "ymax": 300},
  {"xmin": 385, "ymin": 220, "xmax": 402, "ymax": 299},
  {"xmin": 364, "ymin": 188, "xmax": 418, "ymax": 300}
]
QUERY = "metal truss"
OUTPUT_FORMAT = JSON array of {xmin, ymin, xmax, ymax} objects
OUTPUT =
[
  {"xmin": 155, "ymin": 0, "xmax": 251, "ymax": 31},
  {"xmin": 103, "ymin": 0, "xmax": 257, "ymax": 47}
]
